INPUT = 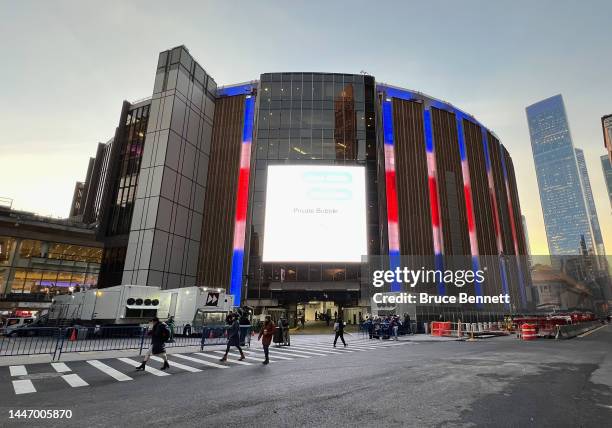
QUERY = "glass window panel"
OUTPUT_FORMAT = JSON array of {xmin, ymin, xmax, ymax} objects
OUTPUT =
[
  {"xmin": 312, "ymin": 109, "xmax": 322, "ymax": 126},
  {"xmin": 301, "ymin": 109, "xmax": 311, "ymax": 128},
  {"xmin": 285, "ymin": 266, "xmax": 297, "ymax": 281},
  {"xmin": 270, "ymin": 82, "xmax": 281, "ymax": 99},
  {"xmin": 269, "ymin": 110, "xmax": 280, "ymax": 129},
  {"xmin": 280, "ymin": 80, "xmax": 290, "ymax": 100},
  {"xmin": 268, "ymin": 139, "xmax": 278, "ymax": 159},
  {"xmin": 312, "ymin": 80, "xmax": 323, "ymax": 100},
  {"xmin": 291, "ymin": 77, "xmax": 302, "ymax": 98},
  {"xmin": 290, "ymin": 109, "xmax": 301, "ymax": 127},
  {"xmin": 19, "ymin": 240, "xmax": 41, "ymax": 258},
  {"xmin": 278, "ymin": 139, "xmax": 289, "ymax": 159},
  {"xmin": 297, "ymin": 265, "xmax": 308, "ymax": 281},
  {"xmin": 280, "ymin": 110, "xmax": 291, "ymax": 128},
  {"xmin": 308, "ymin": 265, "xmax": 321, "ymax": 281},
  {"xmin": 256, "ymin": 140, "xmax": 268, "ymax": 159},
  {"xmin": 0, "ymin": 237, "xmax": 16, "ymax": 265},
  {"xmin": 321, "ymin": 110, "xmax": 334, "ymax": 129},
  {"xmin": 324, "ymin": 82, "xmax": 334, "ymax": 100},
  {"xmin": 311, "ymin": 138, "xmax": 322, "ymax": 159},
  {"xmin": 301, "ymin": 138, "xmax": 311, "ymax": 157}
]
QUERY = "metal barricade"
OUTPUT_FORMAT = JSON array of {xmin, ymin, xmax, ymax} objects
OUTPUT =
[
  {"xmin": 0, "ymin": 324, "xmax": 254, "ymax": 361},
  {"xmin": 0, "ymin": 327, "xmax": 62, "ymax": 359},
  {"xmin": 200, "ymin": 325, "xmax": 252, "ymax": 350}
]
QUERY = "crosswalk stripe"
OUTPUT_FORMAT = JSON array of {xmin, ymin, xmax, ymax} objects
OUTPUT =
[
  {"xmin": 332, "ymin": 343, "xmax": 383, "ymax": 350},
  {"xmin": 87, "ymin": 360, "xmax": 133, "ymax": 382},
  {"xmin": 12, "ymin": 379, "xmax": 36, "ymax": 395},
  {"xmin": 118, "ymin": 358, "xmax": 170, "ymax": 376},
  {"xmin": 51, "ymin": 363, "xmax": 71, "ymax": 373},
  {"xmin": 9, "ymin": 365, "xmax": 27, "ymax": 377},
  {"xmin": 61, "ymin": 373, "xmax": 89, "ymax": 388},
  {"xmin": 267, "ymin": 348, "xmax": 310, "ymax": 358},
  {"xmin": 247, "ymin": 349, "xmax": 293, "ymax": 360},
  {"xmin": 192, "ymin": 353, "xmax": 239, "ymax": 367},
  {"xmin": 149, "ymin": 356, "xmax": 202, "ymax": 372},
  {"xmin": 215, "ymin": 350, "xmax": 270, "ymax": 363},
  {"xmin": 289, "ymin": 345, "xmax": 343, "ymax": 354},
  {"xmin": 268, "ymin": 347, "xmax": 316, "ymax": 358},
  {"xmin": 272, "ymin": 347, "xmax": 328, "ymax": 357},
  {"xmin": 230, "ymin": 349, "xmax": 281, "ymax": 362},
  {"xmin": 308, "ymin": 345, "xmax": 354, "ymax": 353},
  {"xmin": 176, "ymin": 353, "xmax": 234, "ymax": 367}
]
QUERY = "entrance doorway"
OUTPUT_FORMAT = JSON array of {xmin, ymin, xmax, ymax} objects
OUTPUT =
[{"xmin": 298, "ymin": 301, "xmax": 338, "ymax": 322}]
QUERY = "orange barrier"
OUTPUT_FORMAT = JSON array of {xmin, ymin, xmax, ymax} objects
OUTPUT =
[
  {"xmin": 431, "ymin": 322, "xmax": 452, "ymax": 336},
  {"xmin": 521, "ymin": 323, "xmax": 537, "ymax": 341}
]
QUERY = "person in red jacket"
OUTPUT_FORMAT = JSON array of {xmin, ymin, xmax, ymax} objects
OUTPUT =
[{"xmin": 258, "ymin": 315, "xmax": 276, "ymax": 365}]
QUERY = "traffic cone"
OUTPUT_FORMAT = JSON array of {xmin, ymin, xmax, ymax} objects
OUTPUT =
[{"xmin": 69, "ymin": 328, "xmax": 77, "ymax": 341}]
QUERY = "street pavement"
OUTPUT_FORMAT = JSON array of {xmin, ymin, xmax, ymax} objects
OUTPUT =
[{"xmin": 0, "ymin": 327, "xmax": 610, "ymax": 427}]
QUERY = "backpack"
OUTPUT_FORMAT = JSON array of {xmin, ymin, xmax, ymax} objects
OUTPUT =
[{"xmin": 160, "ymin": 323, "xmax": 171, "ymax": 342}]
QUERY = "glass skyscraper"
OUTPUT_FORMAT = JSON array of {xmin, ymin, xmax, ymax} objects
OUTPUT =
[
  {"xmin": 526, "ymin": 95, "xmax": 595, "ymax": 255},
  {"xmin": 602, "ymin": 154, "xmax": 612, "ymax": 211},
  {"xmin": 575, "ymin": 148, "xmax": 605, "ymax": 256}
]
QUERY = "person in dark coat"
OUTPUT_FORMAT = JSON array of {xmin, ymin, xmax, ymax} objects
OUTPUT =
[
  {"xmin": 137, "ymin": 317, "xmax": 170, "ymax": 371},
  {"xmin": 333, "ymin": 314, "xmax": 347, "ymax": 347},
  {"xmin": 258, "ymin": 315, "xmax": 276, "ymax": 364},
  {"xmin": 219, "ymin": 313, "xmax": 246, "ymax": 362}
]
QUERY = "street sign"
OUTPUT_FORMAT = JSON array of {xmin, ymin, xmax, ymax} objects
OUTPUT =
[{"xmin": 205, "ymin": 292, "xmax": 219, "ymax": 306}]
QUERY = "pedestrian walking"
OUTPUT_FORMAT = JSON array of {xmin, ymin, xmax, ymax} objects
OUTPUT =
[
  {"xmin": 258, "ymin": 315, "xmax": 276, "ymax": 364},
  {"xmin": 136, "ymin": 317, "xmax": 171, "ymax": 371},
  {"xmin": 166, "ymin": 316, "xmax": 175, "ymax": 342},
  {"xmin": 333, "ymin": 314, "xmax": 347, "ymax": 347},
  {"xmin": 391, "ymin": 317, "xmax": 399, "ymax": 341},
  {"xmin": 365, "ymin": 317, "xmax": 374, "ymax": 339},
  {"xmin": 219, "ymin": 313, "xmax": 246, "ymax": 362},
  {"xmin": 404, "ymin": 313, "xmax": 412, "ymax": 335}
]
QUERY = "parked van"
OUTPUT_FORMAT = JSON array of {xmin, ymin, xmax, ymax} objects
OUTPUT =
[{"xmin": 2, "ymin": 317, "xmax": 36, "ymax": 336}]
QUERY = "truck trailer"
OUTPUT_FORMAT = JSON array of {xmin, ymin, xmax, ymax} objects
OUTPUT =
[{"xmin": 48, "ymin": 285, "xmax": 233, "ymax": 326}]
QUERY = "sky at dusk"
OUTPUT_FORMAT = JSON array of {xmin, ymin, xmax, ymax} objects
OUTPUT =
[{"xmin": 1, "ymin": 0, "xmax": 611, "ymax": 255}]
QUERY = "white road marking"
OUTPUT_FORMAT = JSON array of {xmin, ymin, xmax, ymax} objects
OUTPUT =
[
  {"xmin": 191, "ymin": 352, "xmax": 246, "ymax": 367},
  {"xmin": 61, "ymin": 373, "xmax": 89, "ymax": 388},
  {"xmin": 247, "ymin": 349, "xmax": 294, "ymax": 360},
  {"xmin": 215, "ymin": 350, "xmax": 271, "ymax": 363},
  {"xmin": 9, "ymin": 365, "xmax": 27, "ymax": 377},
  {"xmin": 149, "ymin": 356, "xmax": 202, "ymax": 372},
  {"xmin": 175, "ymin": 353, "xmax": 233, "ymax": 368},
  {"xmin": 266, "ymin": 348, "xmax": 311, "ymax": 358},
  {"xmin": 87, "ymin": 360, "xmax": 133, "ymax": 382},
  {"xmin": 12, "ymin": 379, "xmax": 36, "ymax": 395},
  {"xmin": 271, "ymin": 347, "xmax": 328, "ymax": 357},
  {"xmin": 51, "ymin": 362, "xmax": 71, "ymax": 373},
  {"xmin": 306, "ymin": 345, "xmax": 355, "ymax": 353},
  {"xmin": 289, "ymin": 345, "xmax": 344, "ymax": 354},
  {"xmin": 118, "ymin": 357, "xmax": 170, "ymax": 376},
  {"xmin": 578, "ymin": 325, "xmax": 607, "ymax": 338}
]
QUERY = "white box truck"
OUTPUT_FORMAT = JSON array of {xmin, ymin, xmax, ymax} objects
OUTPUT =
[{"xmin": 48, "ymin": 285, "xmax": 234, "ymax": 326}]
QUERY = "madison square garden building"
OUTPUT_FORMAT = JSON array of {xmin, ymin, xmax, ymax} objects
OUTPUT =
[{"xmin": 72, "ymin": 46, "xmax": 532, "ymax": 325}]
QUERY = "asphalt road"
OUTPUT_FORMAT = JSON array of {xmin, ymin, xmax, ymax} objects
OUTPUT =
[{"xmin": 0, "ymin": 327, "xmax": 610, "ymax": 428}]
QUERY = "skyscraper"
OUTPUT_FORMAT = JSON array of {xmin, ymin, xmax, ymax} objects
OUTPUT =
[
  {"xmin": 602, "ymin": 154, "xmax": 612, "ymax": 211},
  {"xmin": 602, "ymin": 114, "xmax": 612, "ymax": 165},
  {"xmin": 575, "ymin": 148, "xmax": 605, "ymax": 256},
  {"xmin": 526, "ymin": 95, "xmax": 595, "ymax": 255}
]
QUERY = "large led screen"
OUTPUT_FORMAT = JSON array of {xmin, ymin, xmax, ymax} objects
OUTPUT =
[{"xmin": 262, "ymin": 165, "xmax": 368, "ymax": 263}]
